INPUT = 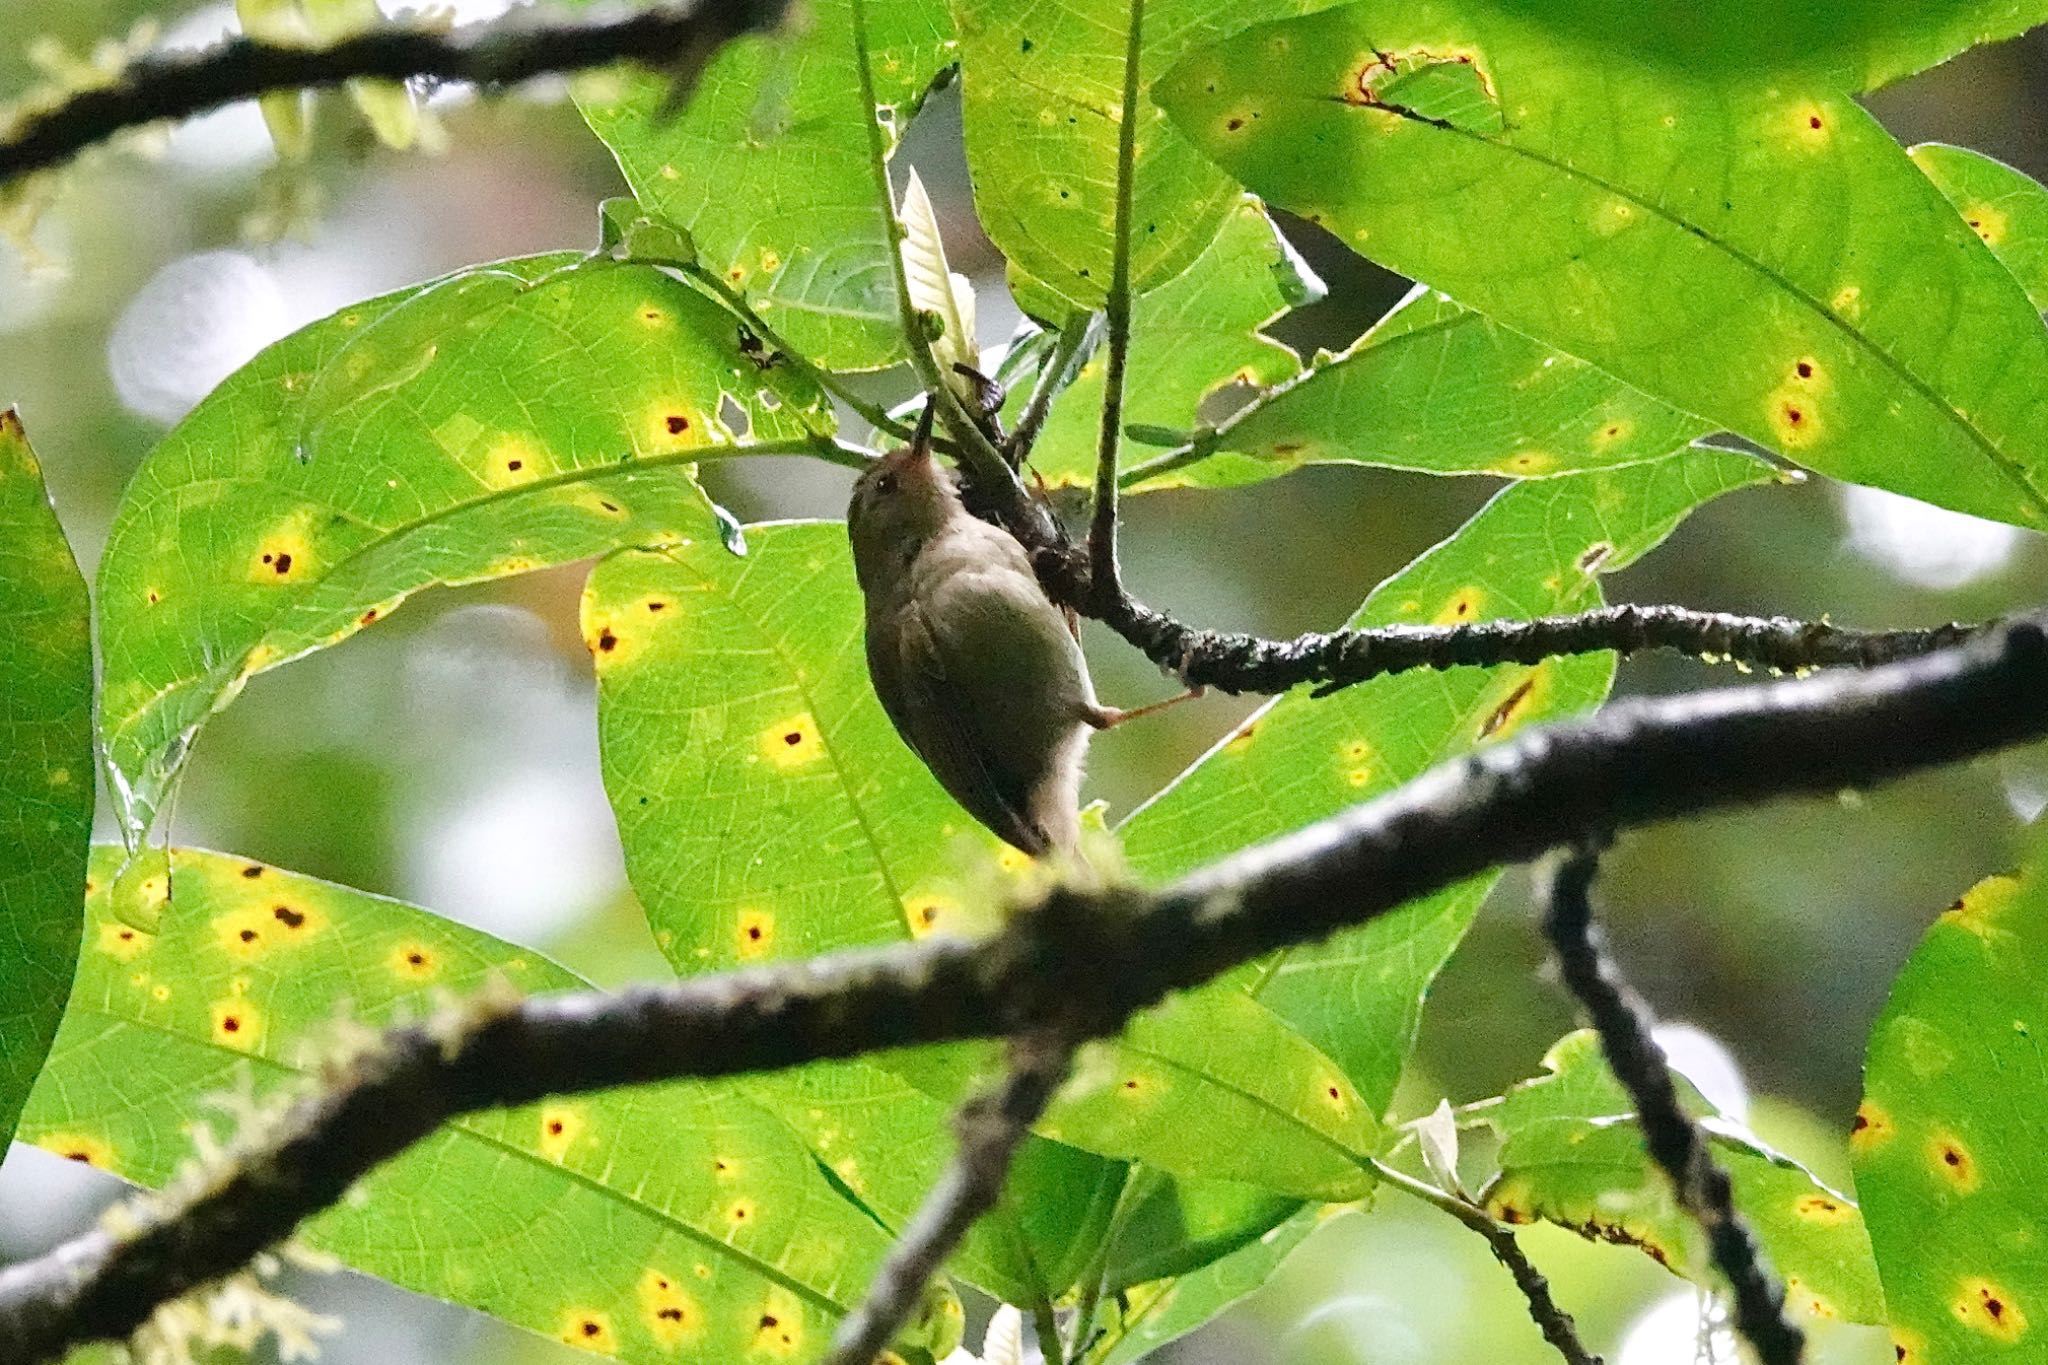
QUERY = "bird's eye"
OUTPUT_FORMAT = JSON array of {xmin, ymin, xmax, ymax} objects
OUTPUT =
[{"xmin": 874, "ymin": 472, "xmax": 898, "ymax": 495}]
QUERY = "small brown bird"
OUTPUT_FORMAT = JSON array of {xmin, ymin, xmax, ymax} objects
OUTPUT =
[{"xmin": 847, "ymin": 430, "xmax": 1111, "ymax": 858}]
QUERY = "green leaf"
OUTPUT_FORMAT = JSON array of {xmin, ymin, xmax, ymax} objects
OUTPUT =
[
  {"xmin": 951, "ymin": 0, "xmax": 1322, "ymax": 316},
  {"xmin": 1158, "ymin": 6, "xmax": 2048, "ymax": 529},
  {"xmin": 1482, "ymin": 1032, "xmax": 1883, "ymax": 1325},
  {"xmin": 22, "ymin": 849, "xmax": 903, "ymax": 1363},
  {"xmin": 575, "ymin": 0, "xmax": 955, "ymax": 370},
  {"xmin": 1098, "ymin": 1204, "xmax": 1333, "ymax": 1365},
  {"xmin": 1129, "ymin": 288, "xmax": 1712, "ymax": 491},
  {"xmin": 1910, "ymin": 143, "xmax": 2048, "ymax": 310},
  {"xmin": 1037, "ymin": 989, "xmax": 1379, "ymax": 1200},
  {"xmin": 587, "ymin": 522, "xmax": 1374, "ymax": 1213},
  {"xmin": 0, "ymin": 411, "xmax": 91, "ymax": 1148},
  {"xmin": 1101, "ymin": 1174, "xmax": 1301, "ymax": 1291},
  {"xmin": 586, "ymin": 524, "xmax": 1123, "ymax": 1296},
  {"xmin": 96, "ymin": 256, "xmax": 836, "ymax": 842},
  {"xmin": 1121, "ymin": 448, "xmax": 1778, "ymax": 1107},
  {"xmin": 1856, "ymin": 847, "xmax": 2048, "ymax": 1357},
  {"xmin": 1446, "ymin": 0, "xmax": 2048, "ymax": 92},
  {"xmin": 1015, "ymin": 197, "xmax": 1312, "ymax": 490}
]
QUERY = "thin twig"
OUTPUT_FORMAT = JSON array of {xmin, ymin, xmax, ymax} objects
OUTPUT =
[
  {"xmin": 672, "ymin": 259, "xmax": 913, "ymax": 441},
  {"xmin": 0, "ymin": 0, "xmax": 789, "ymax": 184},
  {"xmin": 1086, "ymin": 0, "xmax": 1145, "ymax": 610},
  {"xmin": 1007, "ymin": 313, "xmax": 1101, "ymax": 465},
  {"xmin": 1373, "ymin": 1161, "xmax": 1600, "ymax": 1365},
  {"xmin": 1540, "ymin": 846, "xmax": 1803, "ymax": 1365},
  {"xmin": 823, "ymin": 1033, "xmax": 1076, "ymax": 1365},
  {"xmin": 846, "ymin": 0, "xmax": 1048, "ymax": 545},
  {"xmin": 1080, "ymin": 593, "xmax": 1985, "ymax": 696},
  {"xmin": 2, "ymin": 617, "xmax": 2046, "ymax": 1365}
]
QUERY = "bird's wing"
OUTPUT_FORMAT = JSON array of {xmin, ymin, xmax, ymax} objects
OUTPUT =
[{"xmin": 868, "ymin": 598, "xmax": 1052, "ymax": 857}]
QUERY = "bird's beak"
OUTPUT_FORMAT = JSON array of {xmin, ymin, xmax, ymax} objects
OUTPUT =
[{"xmin": 908, "ymin": 401, "xmax": 937, "ymax": 466}]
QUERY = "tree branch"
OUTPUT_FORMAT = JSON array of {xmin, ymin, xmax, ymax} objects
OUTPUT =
[
  {"xmin": 1085, "ymin": 0, "xmax": 1145, "ymax": 610},
  {"xmin": 822, "ymin": 1033, "xmax": 1076, "ymax": 1365},
  {"xmin": 1076, "ymin": 579, "xmax": 1983, "ymax": 696},
  {"xmin": 0, "ymin": 0, "xmax": 792, "ymax": 185},
  {"xmin": 1372, "ymin": 1162, "xmax": 1601, "ymax": 1365},
  {"xmin": 1541, "ymin": 846, "xmax": 1802, "ymax": 1365},
  {"xmin": 2, "ymin": 617, "xmax": 2045, "ymax": 1364}
]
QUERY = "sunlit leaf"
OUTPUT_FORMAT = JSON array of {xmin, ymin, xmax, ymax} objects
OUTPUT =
[
  {"xmin": 951, "ymin": 0, "xmax": 1325, "ymax": 316},
  {"xmin": 588, "ymin": 523, "xmax": 1380, "ymax": 1205},
  {"xmin": 1018, "ymin": 197, "xmax": 1313, "ymax": 490},
  {"xmin": 21, "ymin": 849, "xmax": 902, "ymax": 1364},
  {"xmin": 1129, "ymin": 287, "xmax": 1711, "ymax": 491},
  {"xmin": 97, "ymin": 256, "xmax": 836, "ymax": 842},
  {"xmin": 1910, "ymin": 142, "xmax": 2048, "ymax": 310},
  {"xmin": 0, "ymin": 411, "xmax": 91, "ymax": 1147},
  {"xmin": 1482, "ymin": 1032, "xmax": 1882, "ymax": 1325},
  {"xmin": 1121, "ymin": 449, "xmax": 1779, "ymax": 1107},
  {"xmin": 585, "ymin": 524, "xmax": 1119, "ymax": 1297},
  {"xmin": 1856, "ymin": 843, "xmax": 2048, "ymax": 1357},
  {"xmin": 1159, "ymin": 5, "xmax": 2048, "ymax": 528},
  {"xmin": 576, "ymin": 0, "xmax": 956, "ymax": 369}
]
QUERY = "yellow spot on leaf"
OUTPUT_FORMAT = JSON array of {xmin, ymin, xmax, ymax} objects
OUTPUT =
[
  {"xmin": 759, "ymin": 249, "xmax": 782, "ymax": 272},
  {"xmin": 1792, "ymin": 1193, "xmax": 1853, "ymax": 1224},
  {"xmin": 481, "ymin": 435, "xmax": 547, "ymax": 489},
  {"xmin": 1434, "ymin": 587, "xmax": 1484, "ymax": 625},
  {"xmin": 1890, "ymin": 1327, "xmax": 1925, "ymax": 1362},
  {"xmin": 538, "ymin": 1105, "xmax": 585, "ymax": 1161},
  {"xmin": 1478, "ymin": 667, "xmax": 1550, "ymax": 743},
  {"xmin": 558, "ymin": 1310, "xmax": 617, "ymax": 1353},
  {"xmin": 994, "ymin": 845, "xmax": 1032, "ymax": 875},
  {"xmin": 1963, "ymin": 202, "xmax": 2009, "ymax": 247},
  {"xmin": 390, "ymin": 943, "xmax": 439, "ymax": 980},
  {"xmin": 38, "ymin": 1132, "xmax": 115, "ymax": 1168},
  {"xmin": 1785, "ymin": 98, "xmax": 1832, "ymax": 150},
  {"xmin": 639, "ymin": 1270, "xmax": 702, "ymax": 1347},
  {"xmin": 248, "ymin": 514, "xmax": 317, "ymax": 584},
  {"xmin": 1850, "ymin": 1101, "xmax": 1892, "ymax": 1151},
  {"xmin": 1766, "ymin": 382, "xmax": 1821, "ymax": 449},
  {"xmin": 726, "ymin": 1198, "xmax": 757, "ymax": 1228},
  {"xmin": 639, "ymin": 402, "xmax": 704, "ymax": 455},
  {"xmin": 750, "ymin": 1294, "xmax": 804, "ymax": 1357},
  {"xmin": 1952, "ymin": 1277, "xmax": 2027, "ymax": 1341},
  {"xmin": 211, "ymin": 999, "xmax": 262, "ymax": 1050},
  {"xmin": 1223, "ymin": 722, "xmax": 1258, "ymax": 756},
  {"xmin": 758, "ymin": 714, "xmax": 822, "ymax": 769},
  {"xmin": 96, "ymin": 920, "xmax": 150, "ymax": 960},
  {"xmin": 1830, "ymin": 283, "xmax": 1863, "ymax": 318},
  {"xmin": 1592, "ymin": 197, "xmax": 1637, "ymax": 236},
  {"xmin": 151, "ymin": 983, "xmax": 172, "ymax": 1002},
  {"xmin": 1928, "ymin": 1130, "xmax": 1980, "ymax": 1192},
  {"xmin": 902, "ymin": 892, "xmax": 958, "ymax": 939},
  {"xmin": 735, "ymin": 908, "xmax": 775, "ymax": 960},
  {"xmin": 1494, "ymin": 449, "xmax": 1555, "ymax": 475},
  {"xmin": 1941, "ymin": 873, "xmax": 2018, "ymax": 937}
]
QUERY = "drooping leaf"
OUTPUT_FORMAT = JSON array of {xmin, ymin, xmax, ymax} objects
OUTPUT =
[
  {"xmin": 1099, "ymin": 1173, "xmax": 1301, "ymax": 1292},
  {"xmin": 898, "ymin": 168, "xmax": 980, "ymax": 398},
  {"xmin": 1910, "ymin": 142, "xmax": 2048, "ymax": 310},
  {"xmin": 0, "ymin": 411, "xmax": 92, "ymax": 1147},
  {"xmin": 1856, "ymin": 845, "xmax": 2048, "ymax": 1357},
  {"xmin": 1121, "ymin": 448, "xmax": 1780, "ymax": 1108},
  {"xmin": 1128, "ymin": 287, "xmax": 1712, "ymax": 491},
  {"xmin": 1017, "ymin": 197, "xmax": 1314, "ymax": 490},
  {"xmin": 1481, "ymin": 1032, "xmax": 1883, "ymax": 1325},
  {"xmin": 951, "ymin": 0, "xmax": 1326, "ymax": 317},
  {"xmin": 575, "ymin": 0, "xmax": 956, "ymax": 369},
  {"xmin": 1159, "ymin": 5, "xmax": 2048, "ymax": 529},
  {"xmin": 96, "ymin": 256, "xmax": 836, "ymax": 843},
  {"xmin": 21, "ymin": 849, "xmax": 904, "ymax": 1364}
]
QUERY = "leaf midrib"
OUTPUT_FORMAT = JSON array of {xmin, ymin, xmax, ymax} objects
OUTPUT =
[{"xmin": 1338, "ymin": 92, "xmax": 2048, "ymax": 519}]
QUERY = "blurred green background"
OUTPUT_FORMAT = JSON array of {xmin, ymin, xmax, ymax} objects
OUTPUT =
[{"xmin": 4, "ymin": 3, "xmax": 2047, "ymax": 1362}]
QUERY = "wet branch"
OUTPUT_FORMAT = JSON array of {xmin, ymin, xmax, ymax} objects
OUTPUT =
[
  {"xmin": 1541, "ymin": 846, "xmax": 1803, "ymax": 1365},
  {"xmin": 1, "ymin": 617, "xmax": 2045, "ymax": 1364},
  {"xmin": 0, "ymin": 0, "xmax": 789, "ymax": 183}
]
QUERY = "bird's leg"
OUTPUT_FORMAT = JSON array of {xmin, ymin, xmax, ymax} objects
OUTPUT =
[{"xmin": 1085, "ymin": 687, "xmax": 1206, "ymax": 730}]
